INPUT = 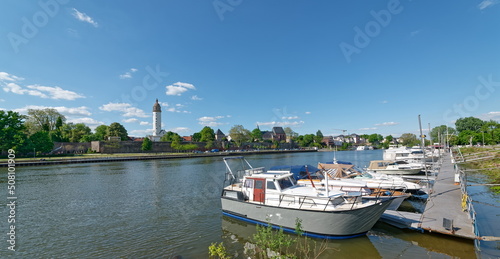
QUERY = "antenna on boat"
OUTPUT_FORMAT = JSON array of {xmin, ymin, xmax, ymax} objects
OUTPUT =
[{"xmin": 333, "ymin": 145, "xmax": 338, "ymax": 164}]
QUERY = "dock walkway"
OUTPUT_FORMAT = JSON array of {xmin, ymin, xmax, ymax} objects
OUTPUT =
[{"xmin": 381, "ymin": 152, "xmax": 476, "ymax": 239}]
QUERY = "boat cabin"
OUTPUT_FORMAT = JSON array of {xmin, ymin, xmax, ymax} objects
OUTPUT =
[{"xmin": 240, "ymin": 171, "xmax": 295, "ymax": 203}]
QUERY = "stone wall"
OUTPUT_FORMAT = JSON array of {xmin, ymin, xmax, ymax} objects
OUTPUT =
[{"xmin": 53, "ymin": 142, "xmax": 91, "ymax": 154}]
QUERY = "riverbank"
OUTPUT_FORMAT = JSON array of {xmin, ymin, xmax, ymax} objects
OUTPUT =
[
  {"xmin": 459, "ymin": 145, "xmax": 500, "ymax": 193},
  {"xmin": 0, "ymin": 149, "xmax": 317, "ymax": 167}
]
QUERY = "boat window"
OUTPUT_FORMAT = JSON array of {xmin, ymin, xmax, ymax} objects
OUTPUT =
[
  {"xmin": 278, "ymin": 178, "xmax": 294, "ymax": 190},
  {"xmin": 266, "ymin": 181, "xmax": 277, "ymax": 190},
  {"xmin": 255, "ymin": 180, "xmax": 264, "ymax": 189},
  {"xmin": 244, "ymin": 179, "xmax": 253, "ymax": 188}
]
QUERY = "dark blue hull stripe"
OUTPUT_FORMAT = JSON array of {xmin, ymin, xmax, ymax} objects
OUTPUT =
[{"xmin": 222, "ymin": 211, "xmax": 367, "ymax": 240}]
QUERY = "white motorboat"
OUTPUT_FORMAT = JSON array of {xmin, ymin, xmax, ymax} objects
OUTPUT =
[
  {"xmin": 367, "ymin": 160, "xmax": 423, "ymax": 175},
  {"xmin": 221, "ymin": 157, "xmax": 394, "ymax": 239}
]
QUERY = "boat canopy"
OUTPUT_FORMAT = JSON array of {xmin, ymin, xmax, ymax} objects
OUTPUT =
[{"xmin": 269, "ymin": 165, "xmax": 319, "ymax": 180}]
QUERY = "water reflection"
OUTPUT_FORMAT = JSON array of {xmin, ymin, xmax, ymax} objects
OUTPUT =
[{"xmin": 221, "ymin": 216, "xmax": 476, "ymax": 258}]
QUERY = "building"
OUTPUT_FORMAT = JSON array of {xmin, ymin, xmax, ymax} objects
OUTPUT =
[
  {"xmin": 261, "ymin": 127, "xmax": 287, "ymax": 142},
  {"xmin": 215, "ymin": 129, "xmax": 226, "ymax": 141},
  {"xmin": 150, "ymin": 99, "xmax": 166, "ymax": 142}
]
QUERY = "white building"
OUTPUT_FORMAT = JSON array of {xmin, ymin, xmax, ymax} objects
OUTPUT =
[{"xmin": 150, "ymin": 99, "xmax": 166, "ymax": 142}]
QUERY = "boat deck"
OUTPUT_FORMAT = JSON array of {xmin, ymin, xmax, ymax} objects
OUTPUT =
[{"xmin": 380, "ymin": 152, "xmax": 476, "ymax": 239}]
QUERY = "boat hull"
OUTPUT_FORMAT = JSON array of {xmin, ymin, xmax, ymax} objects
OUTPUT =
[
  {"xmin": 369, "ymin": 168, "xmax": 422, "ymax": 175},
  {"xmin": 221, "ymin": 197, "xmax": 393, "ymax": 239}
]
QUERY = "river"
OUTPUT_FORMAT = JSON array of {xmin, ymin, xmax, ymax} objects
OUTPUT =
[{"xmin": 1, "ymin": 150, "xmax": 493, "ymax": 258}]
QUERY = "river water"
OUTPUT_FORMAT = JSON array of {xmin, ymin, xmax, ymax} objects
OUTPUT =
[{"xmin": 1, "ymin": 150, "xmax": 495, "ymax": 258}]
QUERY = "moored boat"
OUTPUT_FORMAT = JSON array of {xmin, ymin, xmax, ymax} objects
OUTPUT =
[
  {"xmin": 220, "ymin": 156, "xmax": 394, "ymax": 239},
  {"xmin": 366, "ymin": 160, "xmax": 423, "ymax": 175}
]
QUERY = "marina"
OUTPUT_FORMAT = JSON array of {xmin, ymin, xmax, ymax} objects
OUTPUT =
[{"xmin": 2, "ymin": 149, "xmax": 498, "ymax": 258}]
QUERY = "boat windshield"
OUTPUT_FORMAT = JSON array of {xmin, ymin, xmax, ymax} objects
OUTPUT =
[{"xmin": 278, "ymin": 178, "xmax": 294, "ymax": 190}]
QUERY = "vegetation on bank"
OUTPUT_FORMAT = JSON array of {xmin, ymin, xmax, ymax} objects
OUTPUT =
[
  {"xmin": 460, "ymin": 146, "xmax": 500, "ymax": 193},
  {"xmin": 209, "ymin": 219, "xmax": 329, "ymax": 259}
]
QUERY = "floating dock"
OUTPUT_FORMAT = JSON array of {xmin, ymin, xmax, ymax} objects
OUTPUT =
[{"xmin": 380, "ymin": 152, "xmax": 476, "ymax": 239}]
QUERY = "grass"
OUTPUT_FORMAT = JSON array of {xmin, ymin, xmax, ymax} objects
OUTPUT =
[{"xmin": 459, "ymin": 146, "xmax": 500, "ymax": 193}]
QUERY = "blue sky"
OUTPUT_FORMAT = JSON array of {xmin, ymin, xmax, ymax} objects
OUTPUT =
[{"xmin": 1, "ymin": 0, "xmax": 499, "ymax": 137}]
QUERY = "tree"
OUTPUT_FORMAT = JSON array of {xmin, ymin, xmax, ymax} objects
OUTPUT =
[
  {"xmin": 251, "ymin": 128, "xmax": 263, "ymax": 142},
  {"xmin": 192, "ymin": 132, "xmax": 202, "ymax": 142},
  {"xmin": 25, "ymin": 108, "xmax": 66, "ymax": 135},
  {"xmin": 0, "ymin": 110, "xmax": 28, "ymax": 153},
  {"xmin": 455, "ymin": 117, "xmax": 485, "ymax": 133},
  {"xmin": 199, "ymin": 126, "xmax": 215, "ymax": 142},
  {"xmin": 430, "ymin": 125, "xmax": 456, "ymax": 143},
  {"xmin": 141, "ymin": 137, "xmax": 152, "ymax": 151},
  {"xmin": 297, "ymin": 134, "xmax": 315, "ymax": 147},
  {"xmin": 71, "ymin": 123, "xmax": 92, "ymax": 142},
  {"xmin": 94, "ymin": 125, "xmax": 109, "ymax": 141},
  {"xmin": 28, "ymin": 131, "xmax": 54, "ymax": 153},
  {"xmin": 399, "ymin": 133, "xmax": 419, "ymax": 147},
  {"xmin": 368, "ymin": 134, "xmax": 383, "ymax": 145},
  {"xmin": 283, "ymin": 127, "xmax": 298, "ymax": 140},
  {"xmin": 160, "ymin": 131, "xmax": 182, "ymax": 142},
  {"xmin": 458, "ymin": 130, "xmax": 480, "ymax": 145},
  {"xmin": 315, "ymin": 130, "xmax": 324, "ymax": 145},
  {"xmin": 229, "ymin": 125, "xmax": 251, "ymax": 147},
  {"xmin": 107, "ymin": 122, "xmax": 128, "ymax": 140}
]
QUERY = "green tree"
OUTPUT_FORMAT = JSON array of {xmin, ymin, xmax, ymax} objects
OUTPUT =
[
  {"xmin": 481, "ymin": 120, "xmax": 500, "ymax": 144},
  {"xmin": 315, "ymin": 130, "xmax": 324, "ymax": 145},
  {"xmin": 108, "ymin": 122, "xmax": 128, "ymax": 140},
  {"xmin": 455, "ymin": 117, "xmax": 485, "ymax": 133},
  {"xmin": 199, "ymin": 126, "xmax": 215, "ymax": 142},
  {"xmin": 0, "ymin": 110, "xmax": 28, "ymax": 153},
  {"xmin": 192, "ymin": 132, "xmax": 202, "ymax": 142},
  {"xmin": 251, "ymin": 128, "xmax": 263, "ymax": 142},
  {"xmin": 399, "ymin": 133, "xmax": 419, "ymax": 147},
  {"xmin": 430, "ymin": 125, "xmax": 456, "ymax": 143},
  {"xmin": 368, "ymin": 134, "xmax": 383, "ymax": 145},
  {"xmin": 29, "ymin": 131, "xmax": 54, "ymax": 153},
  {"xmin": 71, "ymin": 123, "xmax": 92, "ymax": 142},
  {"xmin": 94, "ymin": 125, "xmax": 109, "ymax": 141},
  {"xmin": 297, "ymin": 134, "xmax": 315, "ymax": 147},
  {"xmin": 160, "ymin": 131, "xmax": 182, "ymax": 142},
  {"xmin": 457, "ymin": 130, "xmax": 480, "ymax": 145},
  {"xmin": 229, "ymin": 125, "xmax": 251, "ymax": 147},
  {"xmin": 141, "ymin": 137, "xmax": 152, "ymax": 151},
  {"xmin": 25, "ymin": 108, "xmax": 66, "ymax": 135}
]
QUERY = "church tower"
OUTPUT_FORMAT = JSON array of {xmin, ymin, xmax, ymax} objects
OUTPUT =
[{"xmin": 152, "ymin": 99, "xmax": 162, "ymax": 137}]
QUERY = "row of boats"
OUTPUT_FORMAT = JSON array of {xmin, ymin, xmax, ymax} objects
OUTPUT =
[{"xmin": 220, "ymin": 146, "xmax": 440, "ymax": 239}]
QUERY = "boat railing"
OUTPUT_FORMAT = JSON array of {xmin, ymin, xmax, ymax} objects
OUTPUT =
[
  {"xmin": 458, "ymin": 167, "xmax": 481, "ymax": 251},
  {"xmin": 264, "ymin": 193, "xmax": 365, "ymax": 211}
]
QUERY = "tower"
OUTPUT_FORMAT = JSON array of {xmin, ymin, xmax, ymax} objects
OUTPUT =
[{"xmin": 152, "ymin": 99, "xmax": 162, "ymax": 136}]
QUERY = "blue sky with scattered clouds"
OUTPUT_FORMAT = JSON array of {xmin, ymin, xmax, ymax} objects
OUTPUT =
[{"xmin": 1, "ymin": 0, "xmax": 499, "ymax": 137}]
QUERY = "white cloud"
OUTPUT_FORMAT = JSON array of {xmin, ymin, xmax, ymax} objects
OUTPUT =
[
  {"xmin": 478, "ymin": 0, "xmax": 498, "ymax": 10},
  {"xmin": 282, "ymin": 116, "xmax": 299, "ymax": 120},
  {"xmin": 122, "ymin": 118, "xmax": 139, "ymax": 123},
  {"xmin": 0, "ymin": 99, "xmax": 4, "ymax": 102},
  {"xmin": 67, "ymin": 117, "xmax": 104, "ymax": 126},
  {"xmin": 1, "ymin": 72, "xmax": 84, "ymax": 100},
  {"xmin": 375, "ymin": 122, "xmax": 399, "ymax": 126},
  {"xmin": 119, "ymin": 68, "xmax": 138, "ymax": 79},
  {"xmin": 359, "ymin": 127, "xmax": 377, "ymax": 131},
  {"xmin": 14, "ymin": 105, "xmax": 92, "ymax": 116},
  {"xmin": 99, "ymin": 102, "xmax": 149, "ymax": 118},
  {"xmin": 72, "ymin": 8, "xmax": 98, "ymax": 27},
  {"xmin": 257, "ymin": 121, "xmax": 305, "ymax": 127},
  {"xmin": 191, "ymin": 95, "xmax": 203, "ymax": 101},
  {"xmin": 410, "ymin": 30, "xmax": 421, "ymax": 37},
  {"xmin": 129, "ymin": 129, "xmax": 153, "ymax": 137},
  {"xmin": 305, "ymin": 112, "xmax": 311, "ymax": 115},
  {"xmin": 166, "ymin": 82, "xmax": 196, "ymax": 96},
  {"xmin": 26, "ymin": 85, "xmax": 85, "ymax": 100},
  {"xmin": 168, "ymin": 127, "xmax": 190, "ymax": 133},
  {"xmin": 140, "ymin": 121, "xmax": 150, "ymax": 125},
  {"xmin": 0, "ymin": 72, "xmax": 23, "ymax": 82},
  {"xmin": 198, "ymin": 115, "xmax": 228, "ymax": 127},
  {"xmin": 381, "ymin": 100, "xmax": 388, "ymax": 104},
  {"xmin": 479, "ymin": 111, "xmax": 500, "ymax": 121}
]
